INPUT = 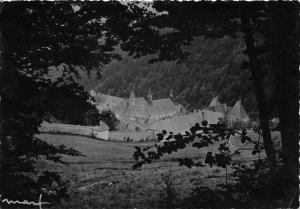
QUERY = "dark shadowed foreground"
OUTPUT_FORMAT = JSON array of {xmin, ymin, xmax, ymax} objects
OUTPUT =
[{"xmin": 37, "ymin": 132, "xmax": 285, "ymax": 209}]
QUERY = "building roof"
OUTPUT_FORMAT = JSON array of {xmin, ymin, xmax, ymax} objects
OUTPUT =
[
  {"xmin": 93, "ymin": 120, "xmax": 110, "ymax": 131},
  {"xmin": 93, "ymin": 91, "xmax": 185, "ymax": 125},
  {"xmin": 148, "ymin": 98, "xmax": 179, "ymax": 115},
  {"xmin": 225, "ymin": 106, "xmax": 232, "ymax": 115},
  {"xmin": 207, "ymin": 96, "xmax": 230, "ymax": 115},
  {"xmin": 150, "ymin": 113, "xmax": 204, "ymax": 134},
  {"xmin": 209, "ymin": 96, "xmax": 221, "ymax": 107},
  {"xmin": 94, "ymin": 93, "xmax": 125, "ymax": 109},
  {"xmin": 113, "ymin": 100, "xmax": 129, "ymax": 117},
  {"xmin": 114, "ymin": 97, "xmax": 182, "ymax": 119},
  {"xmin": 213, "ymin": 104, "xmax": 227, "ymax": 114},
  {"xmin": 136, "ymin": 97, "xmax": 149, "ymax": 107},
  {"xmin": 114, "ymin": 97, "xmax": 149, "ymax": 118},
  {"xmin": 227, "ymin": 100, "xmax": 249, "ymax": 122},
  {"xmin": 150, "ymin": 110, "xmax": 224, "ymax": 134}
]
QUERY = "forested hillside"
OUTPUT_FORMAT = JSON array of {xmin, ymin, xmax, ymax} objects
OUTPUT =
[{"xmin": 78, "ymin": 36, "xmax": 258, "ymax": 114}]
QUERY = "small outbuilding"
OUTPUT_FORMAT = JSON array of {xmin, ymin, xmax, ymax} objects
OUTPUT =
[{"xmin": 92, "ymin": 121, "xmax": 110, "ymax": 140}]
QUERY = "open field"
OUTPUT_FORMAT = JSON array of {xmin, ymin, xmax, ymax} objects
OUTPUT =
[
  {"xmin": 108, "ymin": 131, "xmax": 155, "ymax": 142},
  {"xmin": 37, "ymin": 131, "xmax": 281, "ymax": 209}
]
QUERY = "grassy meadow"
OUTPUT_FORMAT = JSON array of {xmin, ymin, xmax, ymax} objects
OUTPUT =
[{"xmin": 37, "ymin": 131, "xmax": 281, "ymax": 209}]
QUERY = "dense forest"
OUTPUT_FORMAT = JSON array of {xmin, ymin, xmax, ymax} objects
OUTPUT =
[{"xmin": 78, "ymin": 35, "xmax": 258, "ymax": 114}]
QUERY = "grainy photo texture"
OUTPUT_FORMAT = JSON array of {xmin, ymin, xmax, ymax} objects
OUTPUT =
[{"xmin": 0, "ymin": 1, "xmax": 299, "ymax": 209}]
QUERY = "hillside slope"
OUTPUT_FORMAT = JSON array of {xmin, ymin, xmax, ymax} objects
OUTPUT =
[{"xmin": 78, "ymin": 36, "xmax": 257, "ymax": 113}]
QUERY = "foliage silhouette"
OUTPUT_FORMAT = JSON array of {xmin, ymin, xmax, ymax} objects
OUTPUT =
[
  {"xmin": 0, "ymin": 1, "xmax": 148, "ymax": 203},
  {"xmin": 99, "ymin": 110, "xmax": 119, "ymax": 131},
  {"xmin": 133, "ymin": 121, "xmax": 257, "ymax": 170}
]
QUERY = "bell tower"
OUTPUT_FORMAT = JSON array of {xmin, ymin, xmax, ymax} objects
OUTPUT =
[{"xmin": 147, "ymin": 88, "xmax": 152, "ymax": 105}]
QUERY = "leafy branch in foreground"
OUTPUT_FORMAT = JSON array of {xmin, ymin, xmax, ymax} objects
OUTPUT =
[
  {"xmin": 132, "ymin": 123, "xmax": 292, "ymax": 207},
  {"xmin": 132, "ymin": 121, "xmax": 262, "ymax": 170}
]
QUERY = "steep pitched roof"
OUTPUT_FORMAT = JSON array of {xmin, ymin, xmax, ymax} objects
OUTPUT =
[
  {"xmin": 113, "ymin": 100, "xmax": 128, "ymax": 116},
  {"xmin": 209, "ymin": 96, "xmax": 220, "ymax": 107},
  {"xmin": 114, "ymin": 97, "xmax": 183, "ymax": 119},
  {"xmin": 95, "ymin": 93, "xmax": 124, "ymax": 109},
  {"xmin": 213, "ymin": 104, "xmax": 227, "ymax": 114},
  {"xmin": 206, "ymin": 104, "xmax": 226, "ymax": 115},
  {"xmin": 225, "ymin": 106, "xmax": 232, "ymax": 115},
  {"xmin": 93, "ymin": 120, "xmax": 109, "ymax": 131},
  {"xmin": 113, "ymin": 97, "xmax": 149, "ymax": 118},
  {"xmin": 227, "ymin": 100, "xmax": 249, "ymax": 122},
  {"xmin": 127, "ymin": 97, "xmax": 149, "ymax": 118},
  {"xmin": 136, "ymin": 97, "xmax": 148, "ymax": 107}
]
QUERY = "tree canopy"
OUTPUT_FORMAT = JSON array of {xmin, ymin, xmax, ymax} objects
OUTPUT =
[
  {"xmin": 0, "ymin": 1, "xmax": 298, "ymax": 207},
  {"xmin": 0, "ymin": 1, "xmax": 147, "ymax": 201}
]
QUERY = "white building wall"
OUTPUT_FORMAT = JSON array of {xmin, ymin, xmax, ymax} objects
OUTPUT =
[
  {"xmin": 92, "ymin": 130, "xmax": 109, "ymax": 140},
  {"xmin": 39, "ymin": 122, "xmax": 109, "ymax": 140}
]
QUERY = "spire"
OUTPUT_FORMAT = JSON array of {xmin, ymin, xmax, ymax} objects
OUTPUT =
[
  {"xmin": 147, "ymin": 88, "xmax": 152, "ymax": 105},
  {"xmin": 170, "ymin": 89, "xmax": 174, "ymax": 99},
  {"xmin": 209, "ymin": 96, "xmax": 220, "ymax": 107},
  {"xmin": 228, "ymin": 99, "xmax": 249, "ymax": 122},
  {"xmin": 129, "ymin": 90, "xmax": 136, "ymax": 106},
  {"xmin": 130, "ymin": 90, "xmax": 135, "ymax": 99}
]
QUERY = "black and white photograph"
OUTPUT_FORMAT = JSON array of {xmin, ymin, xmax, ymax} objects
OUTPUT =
[{"xmin": 0, "ymin": 1, "xmax": 299, "ymax": 209}]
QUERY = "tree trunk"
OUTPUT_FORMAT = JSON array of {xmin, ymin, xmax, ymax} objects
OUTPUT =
[
  {"xmin": 0, "ymin": 3, "xmax": 17, "ymax": 197},
  {"xmin": 268, "ymin": 2, "xmax": 299, "ymax": 185},
  {"xmin": 241, "ymin": 15, "xmax": 277, "ymax": 169},
  {"xmin": 0, "ymin": 3, "xmax": 8, "ymax": 196}
]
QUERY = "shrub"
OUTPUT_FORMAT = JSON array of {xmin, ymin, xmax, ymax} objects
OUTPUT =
[
  {"xmin": 99, "ymin": 110, "xmax": 120, "ymax": 131},
  {"xmin": 159, "ymin": 174, "xmax": 178, "ymax": 209}
]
